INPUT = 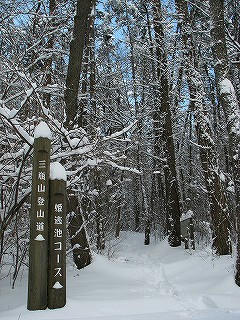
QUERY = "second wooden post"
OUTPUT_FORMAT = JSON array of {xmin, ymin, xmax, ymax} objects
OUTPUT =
[{"xmin": 48, "ymin": 162, "xmax": 67, "ymax": 309}]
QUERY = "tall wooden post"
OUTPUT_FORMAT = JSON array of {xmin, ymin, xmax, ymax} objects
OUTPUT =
[
  {"xmin": 28, "ymin": 123, "xmax": 51, "ymax": 310},
  {"xmin": 48, "ymin": 162, "xmax": 67, "ymax": 309}
]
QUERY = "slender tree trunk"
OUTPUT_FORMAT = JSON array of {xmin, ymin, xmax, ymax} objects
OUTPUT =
[
  {"xmin": 115, "ymin": 206, "xmax": 121, "ymax": 238},
  {"xmin": 89, "ymin": 13, "xmax": 96, "ymax": 115},
  {"xmin": 78, "ymin": 3, "xmax": 95, "ymax": 127},
  {"xmin": 125, "ymin": 5, "xmax": 147, "ymax": 235},
  {"xmin": 67, "ymin": 195, "xmax": 91, "ymax": 269},
  {"xmin": 115, "ymin": 171, "xmax": 125, "ymax": 238},
  {"xmin": 43, "ymin": 0, "xmax": 56, "ymax": 108},
  {"xmin": 96, "ymin": 213, "xmax": 105, "ymax": 252}
]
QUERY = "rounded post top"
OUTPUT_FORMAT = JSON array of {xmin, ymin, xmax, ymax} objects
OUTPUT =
[
  {"xmin": 50, "ymin": 162, "xmax": 67, "ymax": 181},
  {"xmin": 34, "ymin": 121, "xmax": 52, "ymax": 140}
]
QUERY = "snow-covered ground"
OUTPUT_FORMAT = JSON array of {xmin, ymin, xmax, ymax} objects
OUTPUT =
[{"xmin": 1, "ymin": 232, "xmax": 240, "ymax": 320}]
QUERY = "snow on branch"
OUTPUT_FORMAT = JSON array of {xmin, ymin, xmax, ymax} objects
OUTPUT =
[
  {"xmin": 102, "ymin": 120, "xmax": 138, "ymax": 141},
  {"xmin": 219, "ymin": 78, "xmax": 240, "ymax": 137},
  {"xmin": 51, "ymin": 144, "xmax": 93, "ymax": 161},
  {"xmin": 0, "ymin": 103, "xmax": 34, "ymax": 145},
  {"xmin": 219, "ymin": 79, "xmax": 235, "ymax": 95},
  {"xmin": 106, "ymin": 160, "xmax": 141, "ymax": 174}
]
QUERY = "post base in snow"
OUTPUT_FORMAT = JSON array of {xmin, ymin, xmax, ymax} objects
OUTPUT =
[
  {"xmin": 27, "ymin": 305, "xmax": 47, "ymax": 311},
  {"xmin": 48, "ymin": 289, "xmax": 66, "ymax": 310}
]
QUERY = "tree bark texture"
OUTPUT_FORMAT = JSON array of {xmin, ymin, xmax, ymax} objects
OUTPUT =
[
  {"xmin": 152, "ymin": 0, "xmax": 181, "ymax": 247},
  {"xmin": 175, "ymin": 0, "xmax": 232, "ymax": 255},
  {"xmin": 64, "ymin": 0, "xmax": 93, "ymax": 128},
  {"xmin": 67, "ymin": 195, "xmax": 91, "ymax": 269},
  {"xmin": 43, "ymin": 0, "xmax": 56, "ymax": 108},
  {"xmin": 209, "ymin": 0, "xmax": 240, "ymax": 237},
  {"xmin": 64, "ymin": 0, "xmax": 93, "ymax": 270}
]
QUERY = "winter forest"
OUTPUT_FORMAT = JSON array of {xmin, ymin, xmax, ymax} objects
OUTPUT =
[{"xmin": 0, "ymin": 0, "xmax": 240, "ymax": 319}]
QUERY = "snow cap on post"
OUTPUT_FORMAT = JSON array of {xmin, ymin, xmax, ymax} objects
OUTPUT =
[
  {"xmin": 50, "ymin": 162, "xmax": 67, "ymax": 181},
  {"xmin": 34, "ymin": 121, "xmax": 52, "ymax": 140}
]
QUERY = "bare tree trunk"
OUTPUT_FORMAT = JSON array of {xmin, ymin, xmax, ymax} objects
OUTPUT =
[
  {"xmin": 64, "ymin": 0, "xmax": 93, "ymax": 128},
  {"xmin": 209, "ymin": 0, "xmax": 240, "ymax": 212},
  {"xmin": 152, "ymin": 0, "xmax": 182, "ymax": 247},
  {"xmin": 207, "ymin": 0, "xmax": 240, "ymax": 277},
  {"xmin": 115, "ymin": 172, "xmax": 124, "ymax": 238},
  {"xmin": 89, "ymin": 16, "xmax": 96, "ymax": 114},
  {"xmin": 115, "ymin": 206, "xmax": 121, "ymax": 238},
  {"xmin": 96, "ymin": 213, "xmax": 105, "ymax": 252},
  {"xmin": 175, "ymin": 0, "xmax": 232, "ymax": 255},
  {"xmin": 78, "ymin": 4, "xmax": 95, "ymax": 127},
  {"xmin": 67, "ymin": 195, "xmax": 91, "ymax": 269},
  {"xmin": 64, "ymin": 0, "xmax": 94, "ymax": 269},
  {"xmin": 95, "ymin": 171, "xmax": 105, "ymax": 252},
  {"xmin": 145, "ymin": 4, "xmax": 167, "ymax": 237},
  {"xmin": 209, "ymin": 0, "xmax": 240, "ymax": 231},
  {"xmin": 43, "ymin": 0, "xmax": 56, "ymax": 108},
  {"xmin": 125, "ymin": 5, "xmax": 146, "ymax": 235}
]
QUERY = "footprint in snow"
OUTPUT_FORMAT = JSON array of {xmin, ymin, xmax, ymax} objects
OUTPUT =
[{"xmin": 201, "ymin": 295, "xmax": 218, "ymax": 308}]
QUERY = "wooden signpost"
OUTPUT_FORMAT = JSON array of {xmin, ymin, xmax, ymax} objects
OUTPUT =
[
  {"xmin": 28, "ymin": 123, "xmax": 67, "ymax": 311},
  {"xmin": 48, "ymin": 163, "xmax": 67, "ymax": 309},
  {"xmin": 27, "ymin": 125, "xmax": 51, "ymax": 310}
]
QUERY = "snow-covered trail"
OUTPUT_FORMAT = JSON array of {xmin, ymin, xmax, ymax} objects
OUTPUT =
[{"xmin": 1, "ymin": 232, "xmax": 240, "ymax": 320}]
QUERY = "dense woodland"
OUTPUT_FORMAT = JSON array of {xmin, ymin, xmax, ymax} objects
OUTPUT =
[{"xmin": 0, "ymin": 0, "xmax": 239, "ymax": 288}]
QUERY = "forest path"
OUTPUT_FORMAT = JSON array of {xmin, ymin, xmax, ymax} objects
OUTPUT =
[
  {"xmin": 1, "ymin": 232, "xmax": 240, "ymax": 320},
  {"xmin": 114, "ymin": 232, "xmax": 203, "ymax": 314}
]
